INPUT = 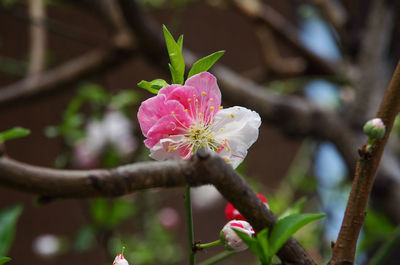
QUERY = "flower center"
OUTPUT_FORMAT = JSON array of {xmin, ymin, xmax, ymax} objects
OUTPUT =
[{"xmin": 186, "ymin": 121, "xmax": 218, "ymax": 153}]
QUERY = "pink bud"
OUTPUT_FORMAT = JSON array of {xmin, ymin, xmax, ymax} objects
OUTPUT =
[
  {"xmin": 112, "ymin": 254, "xmax": 129, "ymax": 265},
  {"xmin": 225, "ymin": 194, "xmax": 268, "ymax": 221},
  {"xmin": 371, "ymin": 118, "xmax": 385, "ymax": 129},
  {"xmin": 220, "ymin": 220, "xmax": 254, "ymax": 252}
]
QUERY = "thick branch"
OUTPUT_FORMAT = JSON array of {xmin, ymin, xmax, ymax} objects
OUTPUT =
[
  {"xmin": 0, "ymin": 151, "xmax": 316, "ymax": 265},
  {"xmin": 328, "ymin": 61, "xmax": 400, "ymax": 265}
]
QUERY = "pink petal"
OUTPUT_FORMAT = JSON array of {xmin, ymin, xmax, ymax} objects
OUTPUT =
[
  {"xmin": 185, "ymin": 72, "xmax": 221, "ymax": 108},
  {"xmin": 138, "ymin": 94, "xmax": 188, "ymax": 136},
  {"xmin": 158, "ymin": 84, "xmax": 182, "ymax": 97},
  {"xmin": 144, "ymin": 113, "xmax": 190, "ymax": 148}
]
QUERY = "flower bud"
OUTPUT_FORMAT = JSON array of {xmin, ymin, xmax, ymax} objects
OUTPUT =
[
  {"xmin": 220, "ymin": 220, "xmax": 254, "ymax": 252},
  {"xmin": 363, "ymin": 118, "xmax": 386, "ymax": 139},
  {"xmin": 225, "ymin": 194, "xmax": 268, "ymax": 221},
  {"xmin": 112, "ymin": 254, "xmax": 129, "ymax": 265}
]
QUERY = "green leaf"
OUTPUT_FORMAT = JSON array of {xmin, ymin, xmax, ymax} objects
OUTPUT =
[
  {"xmin": 279, "ymin": 197, "xmax": 307, "ymax": 219},
  {"xmin": 269, "ymin": 213, "xmax": 325, "ymax": 256},
  {"xmin": 187, "ymin": 50, "xmax": 225, "ymax": 78},
  {"xmin": 233, "ymin": 228, "xmax": 265, "ymax": 263},
  {"xmin": 0, "ymin": 257, "xmax": 11, "ymax": 265},
  {"xmin": 162, "ymin": 25, "xmax": 185, "ymax": 84},
  {"xmin": 168, "ymin": 63, "xmax": 179, "ymax": 84},
  {"xmin": 0, "ymin": 127, "xmax": 30, "ymax": 143},
  {"xmin": 0, "ymin": 205, "xmax": 23, "ymax": 256},
  {"xmin": 256, "ymin": 228, "xmax": 272, "ymax": 264},
  {"xmin": 177, "ymin": 35, "xmax": 184, "ymax": 51},
  {"xmin": 138, "ymin": 79, "xmax": 169, "ymax": 94}
]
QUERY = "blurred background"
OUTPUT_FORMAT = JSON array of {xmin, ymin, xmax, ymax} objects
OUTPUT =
[{"xmin": 0, "ymin": 0, "xmax": 399, "ymax": 264}]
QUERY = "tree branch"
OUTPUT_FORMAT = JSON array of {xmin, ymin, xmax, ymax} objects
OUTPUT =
[
  {"xmin": 328, "ymin": 61, "xmax": 400, "ymax": 265},
  {"xmin": 28, "ymin": 0, "xmax": 47, "ymax": 75},
  {"xmin": 0, "ymin": 150, "xmax": 316, "ymax": 265},
  {"xmin": 232, "ymin": 0, "xmax": 339, "ymax": 75},
  {"xmin": 0, "ymin": 38, "xmax": 136, "ymax": 106}
]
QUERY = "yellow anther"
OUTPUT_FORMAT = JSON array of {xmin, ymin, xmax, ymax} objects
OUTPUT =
[
  {"xmin": 171, "ymin": 111, "xmax": 175, "ymax": 115},
  {"xmin": 198, "ymin": 113, "xmax": 203, "ymax": 116},
  {"xmin": 184, "ymin": 109, "xmax": 188, "ymax": 112},
  {"xmin": 210, "ymin": 106, "xmax": 215, "ymax": 111},
  {"xmin": 193, "ymin": 94, "xmax": 196, "ymax": 98},
  {"xmin": 209, "ymin": 98, "xmax": 213, "ymax": 101},
  {"xmin": 173, "ymin": 147, "xmax": 177, "ymax": 151},
  {"xmin": 195, "ymin": 99, "xmax": 199, "ymax": 103},
  {"xmin": 227, "ymin": 147, "xmax": 231, "ymax": 152},
  {"xmin": 201, "ymin": 92, "xmax": 207, "ymax": 96},
  {"xmin": 230, "ymin": 114, "xmax": 234, "ymax": 118},
  {"xmin": 188, "ymin": 98, "xmax": 192, "ymax": 102},
  {"xmin": 219, "ymin": 106, "xmax": 223, "ymax": 109},
  {"xmin": 224, "ymin": 158, "xmax": 230, "ymax": 163}
]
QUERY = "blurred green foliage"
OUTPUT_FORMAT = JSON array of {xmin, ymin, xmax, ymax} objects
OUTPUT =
[{"xmin": 0, "ymin": 204, "xmax": 23, "ymax": 261}]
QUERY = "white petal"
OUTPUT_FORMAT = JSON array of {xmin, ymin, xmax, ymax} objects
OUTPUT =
[
  {"xmin": 149, "ymin": 135, "xmax": 186, "ymax": 161},
  {"xmin": 212, "ymin": 106, "xmax": 261, "ymax": 168}
]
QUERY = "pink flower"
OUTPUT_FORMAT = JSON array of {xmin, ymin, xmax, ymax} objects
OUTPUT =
[
  {"xmin": 112, "ymin": 254, "xmax": 129, "ymax": 265},
  {"xmin": 225, "ymin": 194, "xmax": 269, "ymax": 221},
  {"xmin": 220, "ymin": 220, "xmax": 254, "ymax": 252},
  {"xmin": 137, "ymin": 72, "xmax": 261, "ymax": 168}
]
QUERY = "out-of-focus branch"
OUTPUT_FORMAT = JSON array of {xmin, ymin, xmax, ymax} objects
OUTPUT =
[
  {"xmin": 348, "ymin": 0, "xmax": 394, "ymax": 125},
  {"xmin": 255, "ymin": 25, "xmax": 307, "ymax": 76},
  {"xmin": 329, "ymin": 61, "xmax": 400, "ymax": 265},
  {"xmin": 305, "ymin": 0, "xmax": 347, "ymax": 36},
  {"xmin": 0, "ymin": 151, "xmax": 316, "ymax": 265},
  {"xmin": 232, "ymin": 0, "xmax": 339, "ymax": 75},
  {"xmin": 28, "ymin": 0, "xmax": 47, "ymax": 75},
  {"xmin": 0, "ymin": 38, "xmax": 136, "ymax": 106}
]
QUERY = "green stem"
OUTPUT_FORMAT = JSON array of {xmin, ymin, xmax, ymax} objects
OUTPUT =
[
  {"xmin": 198, "ymin": 251, "xmax": 235, "ymax": 265},
  {"xmin": 196, "ymin": 239, "xmax": 222, "ymax": 249},
  {"xmin": 185, "ymin": 186, "xmax": 195, "ymax": 265}
]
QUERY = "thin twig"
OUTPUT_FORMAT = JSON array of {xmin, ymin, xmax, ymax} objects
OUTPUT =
[
  {"xmin": 232, "ymin": 0, "xmax": 339, "ymax": 75},
  {"xmin": 28, "ymin": 0, "xmax": 47, "ymax": 75},
  {"xmin": 328, "ymin": 61, "xmax": 400, "ymax": 265},
  {"xmin": 0, "ymin": 39, "xmax": 136, "ymax": 106}
]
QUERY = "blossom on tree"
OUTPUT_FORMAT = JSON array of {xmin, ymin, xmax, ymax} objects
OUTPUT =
[
  {"xmin": 112, "ymin": 254, "xmax": 129, "ymax": 265},
  {"xmin": 225, "ymin": 194, "xmax": 269, "ymax": 221},
  {"xmin": 137, "ymin": 72, "xmax": 261, "ymax": 168},
  {"xmin": 220, "ymin": 220, "xmax": 255, "ymax": 252}
]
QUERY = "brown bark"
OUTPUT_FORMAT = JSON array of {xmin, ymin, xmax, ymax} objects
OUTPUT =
[{"xmin": 328, "ymin": 61, "xmax": 400, "ymax": 264}]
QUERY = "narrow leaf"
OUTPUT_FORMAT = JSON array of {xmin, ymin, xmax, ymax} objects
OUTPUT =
[
  {"xmin": 269, "ymin": 213, "xmax": 325, "ymax": 256},
  {"xmin": 279, "ymin": 197, "xmax": 307, "ymax": 219},
  {"xmin": 0, "ymin": 257, "xmax": 11, "ymax": 265},
  {"xmin": 162, "ymin": 25, "xmax": 185, "ymax": 84},
  {"xmin": 0, "ymin": 205, "xmax": 23, "ymax": 256},
  {"xmin": 177, "ymin": 35, "xmax": 184, "ymax": 51},
  {"xmin": 0, "ymin": 127, "xmax": 30, "ymax": 143},
  {"xmin": 187, "ymin": 50, "xmax": 225, "ymax": 78},
  {"xmin": 233, "ymin": 228, "xmax": 265, "ymax": 263},
  {"xmin": 138, "ymin": 79, "xmax": 169, "ymax": 95},
  {"xmin": 257, "ymin": 228, "xmax": 272, "ymax": 264}
]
